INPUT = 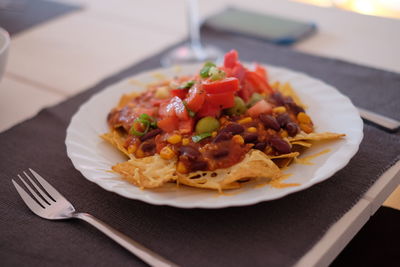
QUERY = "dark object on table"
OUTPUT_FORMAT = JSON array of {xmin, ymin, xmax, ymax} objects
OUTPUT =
[
  {"xmin": 203, "ymin": 7, "xmax": 316, "ymax": 45},
  {"xmin": 0, "ymin": 0, "xmax": 81, "ymax": 35},
  {"xmin": 332, "ymin": 207, "xmax": 400, "ymax": 267}
]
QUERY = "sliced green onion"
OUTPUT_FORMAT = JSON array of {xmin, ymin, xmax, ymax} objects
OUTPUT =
[
  {"xmin": 130, "ymin": 120, "xmax": 150, "ymax": 136},
  {"xmin": 130, "ymin": 113, "xmax": 157, "ymax": 136},
  {"xmin": 208, "ymin": 66, "xmax": 226, "ymax": 81},
  {"xmin": 178, "ymin": 80, "xmax": 195, "ymax": 89},
  {"xmin": 192, "ymin": 132, "xmax": 212, "ymax": 142},
  {"xmin": 200, "ymin": 62, "xmax": 216, "ymax": 78},
  {"xmin": 139, "ymin": 113, "xmax": 157, "ymax": 128}
]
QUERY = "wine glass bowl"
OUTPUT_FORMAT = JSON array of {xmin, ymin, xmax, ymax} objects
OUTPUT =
[{"xmin": 161, "ymin": 0, "xmax": 223, "ymax": 66}]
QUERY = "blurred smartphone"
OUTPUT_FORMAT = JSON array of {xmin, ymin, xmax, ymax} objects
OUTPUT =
[{"xmin": 204, "ymin": 8, "xmax": 317, "ymax": 45}]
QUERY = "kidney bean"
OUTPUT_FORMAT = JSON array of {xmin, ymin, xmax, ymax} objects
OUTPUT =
[
  {"xmin": 285, "ymin": 122, "xmax": 299, "ymax": 137},
  {"xmin": 213, "ymin": 131, "xmax": 232, "ymax": 143},
  {"xmin": 141, "ymin": 141, "xmax": 156, "ymax": 152},
  {"xmin": 191, "ymin": 161, "xmax": 208, "ymax": 171},
  {"xmin": 285, "ymin": 101, "xmax": 305, "ymax": 115},
  {"xmin": 269, "ymin": 136, "xmax": 291, "ymax": 154},
  {"xmin": 220, "ymin": 123, "xmax": 244, "ymax": 135},
  {"xmin": 179, "ymin": 146, "xmax": 201, "ymax": 160},
  {"xmin": 276, "ymin": 113, "xmax": 291, "ymax": 127},
  {"xmin": 140, "ymin": 128, "xmax": 162, "ymax": 141},
  {"xmin": 254, "ymin": 142, "xmax": 267, "ymax": 151},
  {"xmin": 270, "ymin": 92, "xmax": 285, "ymax": 106},
  {"xmin": 242, "ymin": 132, "xmax": 258, "ymax": 143},
  {"xmin": 212, "ymin": 149, "xmax": 229, "ymax": 159},
  {"xmin": 259, "ymin": 114, "xmax": 280, "ymax": 131}
]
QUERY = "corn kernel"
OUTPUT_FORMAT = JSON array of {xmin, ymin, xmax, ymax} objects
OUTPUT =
[
  {"xmin": 297, "ymin": 112, "xmax": 312, "ymax": 124},
  {"xmin": 154, "ymin": 86, "xmax": 170, "ymax": 99},
  {"xmin": 238, "ymin": 117, "xmax": 252, "ymax": 124},
  {"xmin": 273, "ymin": 106, "xmax": 286, "ymax": 114},
  {"xmin": 127, "ymin": 144, "xmax": 137, "ymax": 154},
  {"xmin": 300, "ymin": 123, "xmax": 313, "ymax": 134},
  {"xmin": 247, "ymin": 127, "xmax": 257, "ymax": 133},
  {"xmin": 212, "ymin": 131, "xmax": 217, "ymax": 137},
  {"xmin": 232, "ymin": 135, "xmax": 244, "ymax": 145},
  {"xmin": 219, "ymin": 117, "xmax": 227, "ymax": 125},
  {"xmin": 167, "ymin": 134, "xmax": 182, "ymax": 144},
  {"xmin": 135, "ymin": 148, "xmax": 145, "ymax": 158},
  {"xmin": 177, "ymin": 161, "xmax": 188, "ymax": 174},
  {"xmin": 182, "ymin": 138, "xmax": 190, "ymax": 146},
  {"xmin": 160, "ymin": 146, "xmax": 176, "ymax": 160},
  {"xmin": 280, "ymin": 130, "xmax": 288, "ymax": 138}
]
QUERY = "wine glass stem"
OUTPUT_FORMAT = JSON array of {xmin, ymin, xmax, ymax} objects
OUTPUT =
[{"xmin": 186, "ymin": 0, "xmax": 204, "ymax": 59}]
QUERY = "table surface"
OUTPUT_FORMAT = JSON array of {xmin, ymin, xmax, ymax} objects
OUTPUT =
[{"xmin": 1, "ymin": 0, "xmax": 399, "ymax": 266}]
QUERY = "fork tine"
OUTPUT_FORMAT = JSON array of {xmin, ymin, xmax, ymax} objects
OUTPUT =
[
  {"xmin": 18, "ymin": 174, "xmax": 49, "ymax": 207},
  {"xmin": 29, "ymin": 168, "xmax": 64, "ymax": 201},
  {"xmin": 12, "ymin": 179, "xmax": 45, "ymax": 216},
  {"xmin": 23, "ymin": 171, "xmax": 54, "ymax": 204}
]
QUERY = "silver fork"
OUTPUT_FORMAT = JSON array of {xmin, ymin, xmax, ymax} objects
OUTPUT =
[{"xmin": 12, "ymin": 168, "xmax": 177, "ymax": 267}]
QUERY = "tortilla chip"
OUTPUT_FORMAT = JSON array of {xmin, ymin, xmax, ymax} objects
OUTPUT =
[
  {"xmin": 288, "ymin": 132, "xmax": 346, "ymax": 142},
  {"xmin": 112, "ymin": 155, "xmax": 178, "ymax": 189},
  {"xmin": 278, "ymin": 82, "xmax": 305, "ymax": 108},
  {"xmin": 290, "ymin": 141, "xmax": 312, "ymax": 148},
  {"xmin": 117, "ymin": 92, "xmax": 139, "ymax": 108},
  {"xmin": 269, "ymin": 152, "xmax": 300, "ymax": 159},
  {"xmin": 101, "ymin": 130, "xmax": 130, "ymax": 157},
  {"xmin": 272, "ymin": 158, "xmax": 295, "ymax": 169},
  {"xmin": 177, "ymin": 150, "xmax": 282, "ymax": 191}
]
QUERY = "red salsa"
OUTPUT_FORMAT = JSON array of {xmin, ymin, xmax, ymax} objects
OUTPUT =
[{"xmin": 107, "ymin": 50, "xmax": 313, "ymax": 174}]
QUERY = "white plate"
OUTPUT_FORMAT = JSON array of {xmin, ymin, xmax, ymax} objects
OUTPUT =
[{"xmin": 66, "ymin": 64, "xmax": 363, "ymax": 209}]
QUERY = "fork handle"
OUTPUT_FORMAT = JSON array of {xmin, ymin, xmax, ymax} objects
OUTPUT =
[{"xmin": 73, "ymin": 212, "xmax": 177, "ymax": 267}]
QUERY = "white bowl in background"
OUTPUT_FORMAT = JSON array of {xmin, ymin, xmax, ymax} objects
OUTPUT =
[{"xmin": 0, "ymin": 27, "xmax": 10, "ymax": 82}]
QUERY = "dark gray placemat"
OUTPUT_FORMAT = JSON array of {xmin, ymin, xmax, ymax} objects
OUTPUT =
[
  {"xmin": 1, "ymin": 29, "xmax": 399, "ymax": 266},
  {"xmin": 0, "ymin": 0, "xmax": 81, "ymax": 35}
]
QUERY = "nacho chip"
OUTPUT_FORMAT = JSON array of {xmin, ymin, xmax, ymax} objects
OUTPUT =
[
  {"xmin": 117, "ymin": 92, "xmax": 139, "ymax": 108},
  {"xmin": 290, "ymin": 141, "xmax": 312, "ymax": 148},
  {"xmin": 278, "ymin": 82, "xmax": 305, "ymax": 108},
  {"xmin": 177, "ymin": 150, "xmax": 282, "ymax": 191},
  {"xmin": 112, "ymin": 155, "xmax": 178, "ymax": 189},
  {"xmin": 101, "ymin": 130, "xmax": 130, "ymax": 157},
  {"xmin": 288, "ymin": 132, "xmax": 346, "ymax": 142},
  {"xmin": 269, "ymin": 152, "xmax": 300, "ymax": 159}
]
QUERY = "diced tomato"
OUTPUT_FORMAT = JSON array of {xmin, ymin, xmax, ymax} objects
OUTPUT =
[
  {"xmin": 247, "ymin": 100, "xmax": 272, "ymax": 118},
  {"xmin": 151, "ymin": 98, "xmax": 168, "ymax": 107},
  {"xmin": 170, "ymin": 88, "xmax": 188, "ymax": 99},
  {"xmin": 157, "ymin": 116, "xmax": 179, "ymax": 132},
  {"xmin": 179, "ymin": 118, "xmax": 194, "ymax": 134},
  {"xmin": 158, "ymin": 101, "xmax": 175, "ymax": 117},
  {"xmin": 171, "ymin": 96, "xmax": 189, "ymax": 120},
  {"xmin": 185, "ymin": 84, "xmax": 205, "ymax": 112},
  {"xmin": 205, "ymin": 92, "xmax": 235, "ymax": 109},
  {"xmin": 224, "ymin": 50, "xmax": 239, "ymax": 69},
  {"xmin": 197, "ymin": 101, "xmax": 221, "ymax": 118},
  {"xmin": 244, "ymin": 71, "xmax": 273, "ymax": 95},
  {"xmin": 254, "ymin": 64, "xmax": 268, "ymax": 80},
  {"xmin": 202, "ymin": 77, "xmax": 239, "ymax": 94},
  {"xmin": 230, "ymin": 64, "xmax": 247, "ymax": 81},
  {"xmin": 134, "ymin": 107, "xmax": 155, "ymax": 116},
  {"xmin": 237, "ymin": 82, "xmax": 252, "ymax": 102},
  {"xmin": 159, "ymin": 96, "xmax": 189, "ymax": 120}
]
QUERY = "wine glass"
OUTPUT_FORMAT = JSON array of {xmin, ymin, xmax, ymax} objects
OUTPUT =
[{"xmin": 161, "ymin": 0, "xmax": 223, "ymax": 66}]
